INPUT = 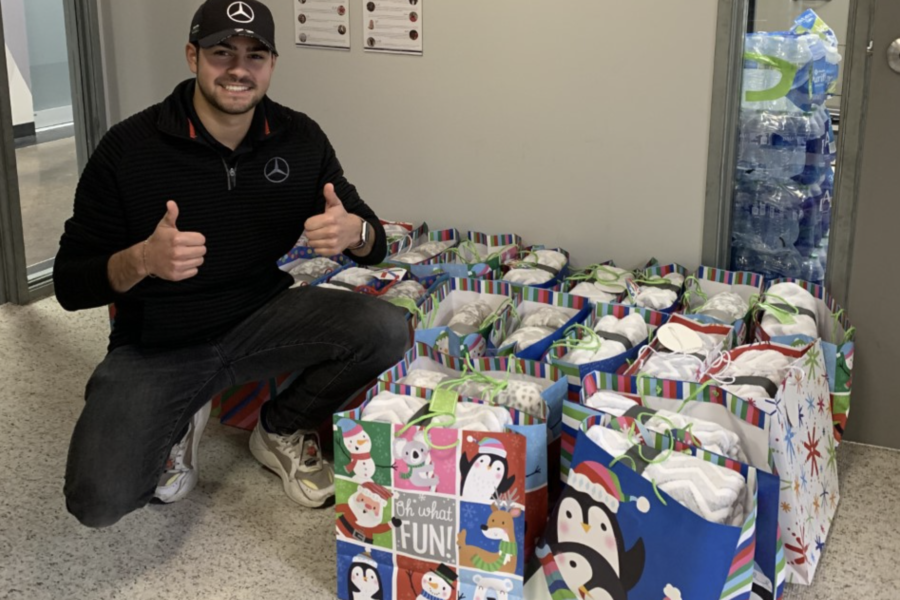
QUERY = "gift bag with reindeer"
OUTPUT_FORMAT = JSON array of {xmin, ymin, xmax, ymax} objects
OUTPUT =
[
  {"xmin": 681, "ymin": 266, "xmax": 765, "ymax": 343},
  {"xmin": 753, "ymin": 278, "xmax": 854, "ymax": 443},
  {"xmin": 333, "ymin": 384, "xmax": 548, "ymax": 600},
  {"xmin": 489, "ymin": 287, "xmax": 591, "ymax": 362},
  {"xmin": 575, "ymin": 377, "xmax": 786, "ymax": 598},
  {"xmin": 525, "ymin": 413, "xmax": 760, "ymax": 600},
  {"xmin": 546, "ymin": 303, "xmax": 669, "ymax": 401},
  {"xmin": 411, "ymin": 279, "xmax": 521, "ymax": 359}
]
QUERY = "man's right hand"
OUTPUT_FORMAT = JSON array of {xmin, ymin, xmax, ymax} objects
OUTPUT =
[{"xmin": 143, "ymin": 201, "xmax": 207, "ymax": 281}]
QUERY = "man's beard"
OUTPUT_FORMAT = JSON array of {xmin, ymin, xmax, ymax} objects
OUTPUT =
[
  {"xmin": 196, "ymin": 72, "xmax": 262, "ymax": 116},
  {"xmin": 350, "ymin": 496, "xmax": 384, "ymax": 529}
]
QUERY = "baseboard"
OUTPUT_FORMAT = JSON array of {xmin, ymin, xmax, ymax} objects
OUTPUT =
[{"xmin": 13, "ymin": 122, "xmax": 36, "ymax": 139}]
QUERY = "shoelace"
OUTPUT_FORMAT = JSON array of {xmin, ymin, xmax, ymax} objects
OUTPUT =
[
  {"xmin": 164, "ymin": 427, "xmax": 192, "ymax": 473},
  {"xmin": 282, "ymin": 431, "xmax": 322, "ymax": 469}
]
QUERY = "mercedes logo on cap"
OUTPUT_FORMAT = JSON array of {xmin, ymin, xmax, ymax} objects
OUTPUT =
[
  {"xmin": 227, "ymin": 1, "xmax": 255, "ymax": 24},
  {"xmin": 265, "ymin": 157, "xmax": 290, "ymax": 183}
]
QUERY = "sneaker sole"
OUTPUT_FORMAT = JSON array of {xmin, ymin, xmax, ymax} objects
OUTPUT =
[
  {"xmin": 249, "ymin": 427, "xmax": 333, "ymax": 509},
  {"xmin": 154, "ymin": 401, "xmax": 212, "ymax": 504}
]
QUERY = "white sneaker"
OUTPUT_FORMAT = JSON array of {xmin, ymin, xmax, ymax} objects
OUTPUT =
[
  {"xmin": 153, "ymin": 401, "xmax": 211, "ymax": 503},
  {"xmin": 249, "ymin": 418, "xmax": 334, "ymax": 508}
]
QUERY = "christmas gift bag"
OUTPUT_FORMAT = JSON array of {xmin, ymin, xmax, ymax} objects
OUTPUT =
[
  {"xmin": 490, "ymin": 288, "xmax": 591, "ymax": 361},
  {"xmin": 755, "ymin": 278, "xmax": 854, "ymax": 443},
  {"xmin": 681, "ymin": 266, "xmax": 765, "ymax": 343},
  {"xmin": 500, "ymin": 246, "xmax": 571, "ymax": 290},
  {"xmin": 390, "ymin": 228, "xmax": 461, "ymax": 267},
  {"xmin": 385, "ymin": 221, "xmax": 428, "ymax": 258},
  {"xmin": 333, "ymin": 384, "xmax": 549, "ymax": 600},
  {"xmin": 625, "ymin": 263, "xmax": 690, "ymax": 314},
  {"xmin": 527, "ymin": 416, "xmax": 760, "ymax": 600},
  {"xmin": 408, "ymin": 261, "xmax": 496, "ymax": 281},
  {"xmin": 558, "ymin": 262, "xmax": 632, "ymax": 305},
  {"xmin": 411, "ymin": 279, "xmax": 520, "ymax": 358},
  {"xmin": 547, "ymin": 302, "xmax": 669, "ymax": 401},
  {"xmin": 451, "ymin": 232, "xmax": 522, "ymax": 271},
  {"xmin": 278, "ymin": 245, "xmax": 356, "ymax": 287}
]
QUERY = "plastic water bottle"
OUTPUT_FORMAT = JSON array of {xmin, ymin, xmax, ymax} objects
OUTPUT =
[{"xmin": 799, "ymin": 253, "xmax": 825, "ymax": 283}]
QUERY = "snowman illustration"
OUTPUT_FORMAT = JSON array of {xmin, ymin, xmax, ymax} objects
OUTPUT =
[
  {"xmin": 347, "ymin": 552, "xmax": 384, "ymax": 600},
  {"xmin": 337, "ymin": 419, "xmax": 377, "ymax": 482},
  {"xmin": 408, "ymin": 564, "xmax": 457, "ymax": 600}
]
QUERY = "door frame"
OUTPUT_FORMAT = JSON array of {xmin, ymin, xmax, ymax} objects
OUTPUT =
[
  {"xmin": 702, "ymin": 0, "xmax": 872, "ymax": 308},
  {"xmin": 0, "ymin": 0, "xmax": 106, "ymax": 305}
]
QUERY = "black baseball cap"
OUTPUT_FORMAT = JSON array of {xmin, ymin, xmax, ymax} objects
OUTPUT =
[{"xmin": 190, "ymin": 0, "xmax": 278, "ymax": 55}]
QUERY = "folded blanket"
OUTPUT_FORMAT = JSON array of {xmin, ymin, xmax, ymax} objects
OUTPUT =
[
  {"xmin": 398, "ymin": 370, "xmax": 450, "ymax": 389},
  {"xmin": 761, "ymin": 282, "xmax": 818, "ymax": 338},
  {"xmin": 639, "ymin": 352, "xmax": 703, "ymax": 382},
  {"xmin": 288, "ymin": 257, "xmax": 341, "ymax": 281},
  {"xmin": 586, "ymin": 426, "xmax": 747, "ymax": 526},
  {"xmin": 452, "ymin": 378, "xmax": 546, "ymax": 418},
  {"xmin": 361, "ymin": 391, "xmax": 510, "ymax": 432},
  {"xmin": 568, "ymin": 282, "xmax": 619, "ymax": 303},
  {"xmin": 694, "ymin": 291, "xmax": 749, "ymax": 323},
  {"xmin": 522, "ymin": 306, "xmax": 571, "ymax": 330},
  {"xmin": 393, "ymin": 240, "xmax": 457, "ymax": 264},
  {"xmin": 381, "ymin": 280, "xmax": 426, "ymax": 301},
  {"xmin": 625, "ymin": 273, "xmax": 684, "ymax": 311},
  {"xmin": 717, "ymin": 349, "xmax": 792, "ymax": 401},
  {"xmin": 447, "ymin": 300, "xmax": 495, "ymax": 335},
  {"xmin": 564, "ymin": 339, "xmax": 627, "ymax": 365},
  {"xmin": 331, "ymin": 267, "xmax": 379, "ymax": 287},
  {"xmin": 562, "ymin": 314, "xmax": 647, "ymax": 365},
  {"xmin": 504, "ymin": 268, "xmax": 555, "ymax": 286},
  {"xmin": 504, "ymin": 250, "xmax": 567, "ymax": 285},
  {"xmin": 583, "ymin": 391, "xmax": 748, "ymax": 462},
  {"xmin": 521, "ymin": 250, "xmax": 567, "ymax": 272},
  {"xmin": 503, "ymin": 326, "xmax": 555, "ymax": 352}
]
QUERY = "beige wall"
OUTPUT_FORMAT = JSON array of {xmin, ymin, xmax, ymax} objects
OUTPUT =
[
  {"xmin": 2, "ymin": 0, "xmax": 33, "ymax": 127},
  {"xmin": 98, "ymin": 0, "xmax": 719, "ymax": 269}
]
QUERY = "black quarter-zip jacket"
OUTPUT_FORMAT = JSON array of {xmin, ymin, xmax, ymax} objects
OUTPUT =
[{"xmin": 54, "ymin": 79, "xmax": 388, "ymax": 351}]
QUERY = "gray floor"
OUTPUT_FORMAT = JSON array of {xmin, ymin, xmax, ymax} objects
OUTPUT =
[
  {"xmin": 1, "ymin": 298, "xmax": 898, "ymax": 599},
  {"xmin": 14, "ymin": 133, "xmax": 78, "ymax": 269}
]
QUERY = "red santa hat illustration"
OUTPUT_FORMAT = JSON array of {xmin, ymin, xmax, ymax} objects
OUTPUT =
[{"xmin": 568, "ymin": 461, "xmax": 650, "ymax": 514}]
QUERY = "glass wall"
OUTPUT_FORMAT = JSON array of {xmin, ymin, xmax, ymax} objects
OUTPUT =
[{"xmin": 729, "ymin": 0, "xmax": 850, "ymax": 284}]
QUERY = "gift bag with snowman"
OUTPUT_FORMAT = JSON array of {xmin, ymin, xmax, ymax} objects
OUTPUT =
[
  {"xmin": 753, "ymin": 278, "xmax": 854, "ymax": 443},
  {"xmin": 524, "ymin": 413, "xmax": 760, "ymax": 600},
  {"xmin": 681, "ymin": 266, "xmax": 765, "ymax": 344},
  {"xmin": 411, "ymin": 279, "xmax": 520, "ymax": 358},
  {"xmin": 333, "ymin": 383, "xmax": 548, "ymax": 600},
  {"xmin": 499, "ymin": 246, "xmax": 570, "ymax": 290},
  {"xmin": 546, "ymin": 302, "xmax": 669, "ymax": 401},
  {"xmin": 489, "ymin": 288, "xmax": 591, "ymax": 361}
]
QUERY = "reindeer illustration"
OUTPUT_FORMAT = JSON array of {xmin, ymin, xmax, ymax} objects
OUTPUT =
[{"xmin": 457, "ymin": 491, "xmax": 521, "ymax": 575}]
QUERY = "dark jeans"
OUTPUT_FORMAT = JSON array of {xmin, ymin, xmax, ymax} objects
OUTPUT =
[{"xmin": 64, "ymin": 286, "xmax": 410, "ymax": 528}]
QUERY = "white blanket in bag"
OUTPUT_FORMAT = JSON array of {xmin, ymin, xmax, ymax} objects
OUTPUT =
[
  {"xmin": 623, "ymin": 273, "xmax": 685, "ymax": 310},
  {"xmin": 398, "ymin": 370, "xmax": 547, "ymax": 419},
  {"xmin": 392, "ymin": 240, "xmax": 457, "ymax": 264},
  {"xmin": 504, "ymin": 250, "xmax": 567, "ymax": 285},
  {"xmin": 586, "ymin": 426, "xmax": 747, "ymax": 526},
  {"xmin": 716, "ymin": 349, "xmax": 792, "ymax": 402},
  {"xmin": 564, "ymin": 313, "xmax": 647, "ymax": 365},
  {"xmin": 761, "ymin": 282, "xmax": 818, "ymax": 339},
  {"xmin": 694, "ymin": 291, "xmax": 749, "ymax": 323},
  {"xmin": 447, "ymin": 300, "xmax": 495, "ymax": 336},
  {"xmin": 583, "ymin": 391, "xmax": 748, "ymax": 463},
  {"xmin": 361, "ymin": 391, "xmax": 510, "ymax": 432}
]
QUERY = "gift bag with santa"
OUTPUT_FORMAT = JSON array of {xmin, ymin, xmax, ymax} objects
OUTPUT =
[{"xmin": 333, "ymin": 383, "xmax": 549, "ymax": 600}]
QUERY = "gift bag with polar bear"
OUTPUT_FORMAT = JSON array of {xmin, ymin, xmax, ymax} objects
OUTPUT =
[
  {"xmin": 525, "ymin": 417, "xmax": 759, "ymax": 600},
  {"xmin": 333, "ymin": 384, "xmax": 548, "ymax": 600}
]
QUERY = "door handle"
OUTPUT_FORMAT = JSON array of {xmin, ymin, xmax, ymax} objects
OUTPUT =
[{"xmin": 889, "ymin": 39, "xmax": 900, "ymax": 74}]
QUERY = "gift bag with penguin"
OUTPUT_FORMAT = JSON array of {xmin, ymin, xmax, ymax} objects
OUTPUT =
[
  {"xmin": 333, "ymin": 383, "xmax": 549, "ymax": 600},
  {"xmin": 753, "ymin": 278, "xmax": 854, "ymax": 443},
  {"xmin": 525, "ymin": 413, "xmax": 760, "ymax": 600}
]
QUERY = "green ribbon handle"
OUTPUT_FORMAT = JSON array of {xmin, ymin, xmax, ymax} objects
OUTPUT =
[
  {"xmin": 550, "ymin": 324, "xmax": 603, "ymax": 354},
  {"xmin": 743, "ymin": 52, "xmax": 800, "ymax": 103},
  {"xmin": 396, "ymin": 387, "xmax": 461, "ymax": 450},
  {"xmin": 388, "ymin": 297, "xmax": 423, "ymax": 318},
  {"xmin": 750, "ymin": 293, "xmax": 799, "ymax": 325},
  {"xmin": 831, "ymin": 308, "xmax": 856, "ymax": 345},
  {"xmin": 682, "ymin": 276, "xmax": 710, "ymax": 313}
]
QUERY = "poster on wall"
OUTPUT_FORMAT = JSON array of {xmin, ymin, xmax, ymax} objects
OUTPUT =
[
  {"xmin": 362, "ymin": 0, "xmax": 423, "ymax": 55},
  {"xmin": 294, "ymin": 0, "xmax": 351, "ymax": 50}
]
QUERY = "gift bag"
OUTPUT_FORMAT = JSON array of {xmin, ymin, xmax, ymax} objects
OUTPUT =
[
  {"xmin": 333, "ymin": 385, "xmax": 548, "ymax": 600},
  {"xmin": 624, "ymin": 263, "xmax": 689, "ymax": 314},
  {"xmin": 490, "ymin": 287, "xmax": 591, "ymax": 361},
  {"xmin": 547, "ymin": 302, "xmax": 669, "ymax": 401},
  {"xmin": 681, "ymin": 266, "xmax": 765, "ymax": 343},
  {"xmin": 408, "ymin": 262, "xmax": 496, "ymax": 281},
  {"xmin": 755, "ymin": 278, "xmax": 854, "ymax": 443},
  {"xmin": 529, "ymin": 415, "xmax": 759, "ymax": 600},
  {"xmin": 500, "ymin": 246, "xmax": 571, "ymax": 290},
  {"xmin": 451, "ymin": 232, "xmax": 522, "ymax": 271},
  {"xmin": 390, "ymin": 228, "xmax": 460, "ymax": 266},
  {"xmin": 558, "ymin": 262, "xmax": 632, "ymax": 305},
  {"xmin": 576, "ymin": 380, "xmax": 785, "ymax": 598},
  {"xmin": 277, "ymin": 245, "xmax": 356, "ymax": 287},
  {"xmin": 412, "ymin": 278, "xmax": 520, "ymax": 358},
  {"xmin": 385, "ymin": 221, "xmax": 428, "ymax": 258}
]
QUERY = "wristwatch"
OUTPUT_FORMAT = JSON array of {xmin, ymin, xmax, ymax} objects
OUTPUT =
[{"xmin": 350, "ymin": 217, "xmax": 370, "ymax": 251}]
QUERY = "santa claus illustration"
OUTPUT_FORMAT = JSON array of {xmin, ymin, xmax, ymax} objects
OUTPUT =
[{"xmin": 336, "ymin": 481, "xmax": 402, "ymax": 545}]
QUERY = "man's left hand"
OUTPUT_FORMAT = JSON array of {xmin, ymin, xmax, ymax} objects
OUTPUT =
[{"xmin": 303, "ymin": 183, "xmax": 362, "ymax": 257}]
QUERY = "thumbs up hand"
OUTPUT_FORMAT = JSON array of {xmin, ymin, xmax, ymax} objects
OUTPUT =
[
  {"xmin": 143, "ymin": 200, "xmax": 207, "ymax": 281},
  {"xmin": 303, "ymin": 183, "xmax": 363, "ymax": 257}
]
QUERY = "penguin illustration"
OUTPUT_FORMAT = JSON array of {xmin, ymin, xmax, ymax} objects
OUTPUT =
[
  {"xmin": 460, "ymin": 437, "xmax": 516, "ymax": 503},
  {"xmin": 546, "ymin": 461, "xmax": 647, "ymax": 598},
  {"xmin": 347, "ymin": 552, "xmax": 384, "ymax": 600}
]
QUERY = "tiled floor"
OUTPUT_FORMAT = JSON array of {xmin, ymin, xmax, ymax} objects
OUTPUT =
[{"xmin": 0, "ymin": 297, "xmax": 898, "ymax": 599}]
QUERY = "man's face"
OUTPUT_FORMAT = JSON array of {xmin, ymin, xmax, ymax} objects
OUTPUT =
[{"xmin": 187, "ymin": 35, "xmax": 276, "ymax": 116}]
